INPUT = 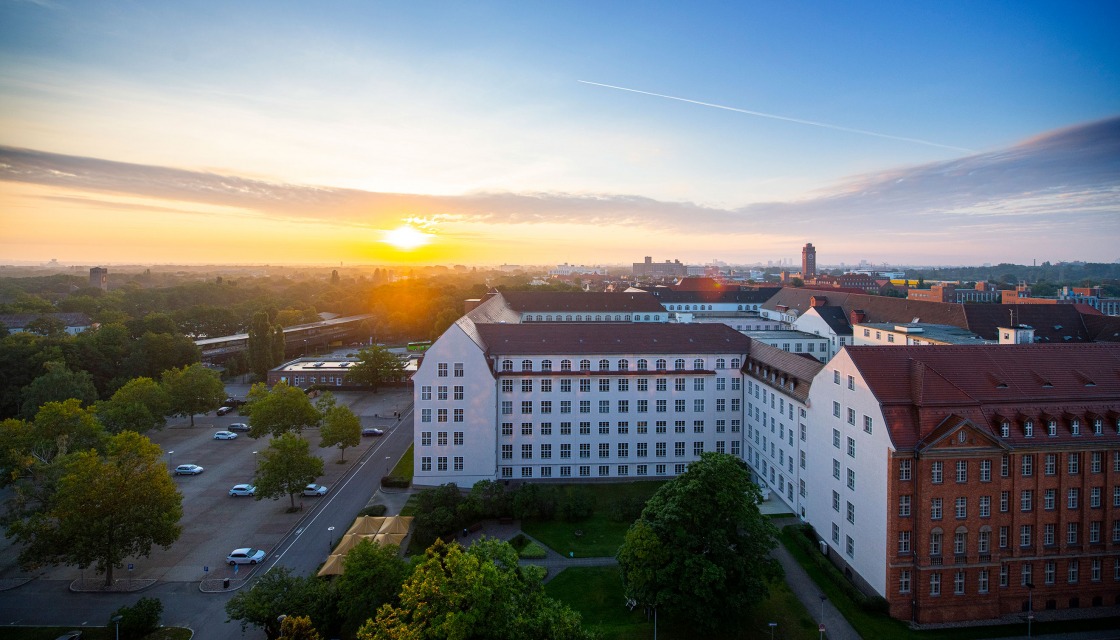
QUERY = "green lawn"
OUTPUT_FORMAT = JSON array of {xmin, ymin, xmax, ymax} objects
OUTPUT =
[
  {"xmin": 390, "ymin": 443, "xmax": 414, "ymax": 478},
  {"xmin": 546, "ymin": 566, "xmax": 819, "ymax": 640},
  {"xmin": 523, "ymin": 481, "xmax": 665, "ymax": 557},
  {"xmin": 779, "ymin": 526, "xmax": 1120, "ymax": 640}
]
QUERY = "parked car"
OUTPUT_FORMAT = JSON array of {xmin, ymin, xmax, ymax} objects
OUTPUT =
[
  {"xmin": 213, "ymin": 430, "xmax": 238, "ymax": 440},
  {"xmin": 302, "ymin": 483, "xmax": 328, "ymax": 496},
  {"xmin": 174, "ymin": 464, "xmax": 204, "ymax": 475},
  {"xmin": 229, "ymin": 484, "xmax": 256, "ymax": 497},
  {"xmin": 54, "ymin": 632, "xmax": 82, "ymax": 640},
  {"xmin": 224, "ymin": 397, "xmax": 246, "ymax": 407},
  {"xmin": 226, "ymin": 548, "xmax": 266, "ymax": 565},
  {"xmin": 216, "ymin": 406, "xmax": 233, "ymax": 416},
  {"xmin": 228, "ymin": 423, "xmax": 251, "ymax": 432},
  {"xmin": 362, "ymin": 427, "xmax": 385, "ymax": 436}
]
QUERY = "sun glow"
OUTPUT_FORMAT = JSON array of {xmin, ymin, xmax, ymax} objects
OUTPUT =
[{"xmin": 383, "ymin": 225, "xmax": 430, "ymax": 250}]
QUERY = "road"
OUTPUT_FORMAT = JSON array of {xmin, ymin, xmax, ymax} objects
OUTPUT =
[{"xmin": 0, "ymin": 398, "xmax": 415, "ymax": 639}]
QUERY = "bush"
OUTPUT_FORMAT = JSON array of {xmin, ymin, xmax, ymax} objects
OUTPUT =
[
  {"xmin": 558, "ymin": 486, "xmax": 594, "ymax": 522},
  {"xmin": 518, "ymin": 542, "xmax": 548, "ymax": 559},
  {"xmin": 360, "ymin": 504, "xmax": 387, "ymax": 516},
  {"xmin": 381, "ymin": 476, "xmax": 410, "ymax": 488},
  {"xmin": 508, "ymin": 533, "xmax": 529, "ymax": 551},
  {"xmin": 109, "ymin": 596, "xmax": 163, "ymax": 640}
]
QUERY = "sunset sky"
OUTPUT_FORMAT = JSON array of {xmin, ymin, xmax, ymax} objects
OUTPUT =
[{"xmin": 1, "ymin": 1, "xmax": 1118, "ymax": 267}]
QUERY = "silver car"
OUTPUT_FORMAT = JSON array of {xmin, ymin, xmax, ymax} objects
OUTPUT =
[
  {"xmin": 174, "ymin": 464, "xmax": 204, "ymax": 475},
  {"xmin": 226, "ymin": 548, "xmax": 266, "ymax": 565},
  {"xmin": 229, "ymin": 484, "xmax": 256, "ymax": 497}
]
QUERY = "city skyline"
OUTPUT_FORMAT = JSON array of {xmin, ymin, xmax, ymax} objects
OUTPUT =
[{"xmin": 1, "ymin": 1, "xmax": 1118, "ymax": 265}]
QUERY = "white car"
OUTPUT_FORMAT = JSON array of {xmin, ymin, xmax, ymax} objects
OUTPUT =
[
  {"xmin": 301, "ymin": 483, "xmax": 328, "ymax": 496},
  {"xmin": 213, "ymin": 431, "xmax": 238, "ymax": 440},
  {"xmin": 226, "ymin": 548, "xmax": 266, "ymax": 565},
  {"xmin": 229, "ymin": 484, "xmax": 256, "ymax": 497},
  {"xmin": 174, "ymin": 464, "xmax": 204, "ymax": 475}
]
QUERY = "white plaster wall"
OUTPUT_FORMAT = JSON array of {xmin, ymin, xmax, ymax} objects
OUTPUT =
[
  {"xmin": 803, "ymin": 350, "xmax": 894, "ymax": 596},
  {"xmin": 744, "ymin": 380, "xmax": 806, "ymax": 514},
  {"xmin": 412, "ymin": 324, "xmax": 497, "ymax": 487}
]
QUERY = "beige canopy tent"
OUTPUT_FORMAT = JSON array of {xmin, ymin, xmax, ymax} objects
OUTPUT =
[{"xmin": 317, "ymin": 515, "xmax": 414, "ymax": 577}]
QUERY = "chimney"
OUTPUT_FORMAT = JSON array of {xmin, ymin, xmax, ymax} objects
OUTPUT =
[
  {"xmin": 809, "ymin": 296, "xmax": 828, "ymax": 307},
  {"xmin": 850, "ymin": 309, "xmax": 867, "ymax": 325}
]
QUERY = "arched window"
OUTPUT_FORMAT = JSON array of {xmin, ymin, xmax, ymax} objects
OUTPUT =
[
  {"xmin": 598, "ymin": 359, "xmax": 610, "ymax": 371},
  {"xmin": 618, "ymin": 359, "xmax": 629, "ymax": 371},
  {"xmin": 716, "ymin": 358, "xmax": 726, "ymax": 369},
  {"xmin": 545, "ymin": 315, "xmax": 552, "ymax": 321},
  {"xmin": 536, "ymin": 315, "xmax": 543, "ymax": 321},
  {"xmin": 655, "ymin": 359, "xmax": 667, "ymax": 371},
  {"xmin": 579, "ymin": 359, "xmax": 591, "ymax": 372},
  {"xmin": 566, "ymin": 315, "xmax": 573, "ymax": 321},
  {"xmin": 575, "ymin": 315, "xmax": 582, "ymax": 321},
  {"xmin": 673, "ymin": 358, "xmax": 685, "ymax": 371},
  {"xmin": 730, "ymin": 358, "xmax": 741, "ymax": 369},
  {"xmin": 541, "ymin": 359, "xmax": 553, "ymax": 372},
  {"xmin": 522, "ymin": 360, "xmax": 533, "ymax": 372},
  {"xmin": 615, "ymin": 315, "xmax": 622, "ymax": 321},
  {"xmin": 560, "ymin": 359, "xmax": 572, "ymax": 372},
  {"xmin": 738, "ymin": 305, "xmax": 743, "ymax": 311},
  {"xmin": 502, "ymin": 360, "xmax": 513, "ymax": 372},
  {"xmin": 643, "ymin": 315, "xmax": 650, "ymax": 321},
  {"xmin": 693, "ymin": 358, "xmax": 704, "ymax": 370},
  {"xmin": 637, "ymin": 359, "xmax": 648, "ymax": 371},
  {"xmin": 595, "ymin": 315, "xmax": 602, "ymax": 321}
]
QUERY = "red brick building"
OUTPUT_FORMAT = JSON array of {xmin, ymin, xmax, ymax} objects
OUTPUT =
[{"xmin": 805, "ymin": 343, "xmax": 1120, "ymax": 624}]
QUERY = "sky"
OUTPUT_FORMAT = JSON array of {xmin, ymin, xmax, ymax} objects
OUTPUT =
[{"xmin": 1, "ymin": 1, "xmax": 1118, "ymax": 267}]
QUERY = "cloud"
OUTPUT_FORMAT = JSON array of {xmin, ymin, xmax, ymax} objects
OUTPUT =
[{"xmin": 1, "ymin": 117, "xmax": 1118, "ymax": 249}]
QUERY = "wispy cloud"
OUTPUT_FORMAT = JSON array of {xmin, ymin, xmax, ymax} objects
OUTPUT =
[{"xmin": 2, "ymin": 117, "xmax": 1118, "ymax": 257}]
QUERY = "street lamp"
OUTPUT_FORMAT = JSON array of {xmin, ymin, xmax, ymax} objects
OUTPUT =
[
  {"xmin": 818, "ymin": 594, "xmax": 827, "ymax": 640},
  {"xmin": 327, "ymin": 526, "xmax": 336, "ymax": 552},
  {"xmin": 769, "ymin": 621, "xmax": 777, "ymax": 640},
  {"xmin": 112, "ymin": 615, "xmax": 122, "ymax": 640},
  {"xmin": 168, "ymin": 450, "xmax": 174, "ymax": 469},
  {"xmin": 1026, "ymin": 582, "xmax": 1035, "ymax": 638}
]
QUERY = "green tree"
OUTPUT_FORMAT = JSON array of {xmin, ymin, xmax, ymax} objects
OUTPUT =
[
  {"xmin": 96, "ymin": 377, "xmax": 170, "ymax": 434},
  {"xmin": 335, "ymin": 539, "xmax": 411, "ymax": 635},
  {"xmin": 280, "ymin": 615, "xmax": 324, "ymax": 640},
  {"xmin": 319, "ymin": 403, "xmax": 361, "ymax": 463},
  {"xmin": 123, "ymin": 331, "xmax": 200, "ymax": 379},
  {"xmin": 346, "ymin": 345, "xmax": 404, "ymax": 393},
  {"xmin": 248, "ymin": 311, "xmax": 278, "ymax": 379},
  {"xmin": 412, "ymin": 483, "xmax": 464, "ymax": 548},
  {"xmin": 244, "ymin": 381, "xmax": 320, "ymax": 438},
  {"xmin": 108, "ymin": 597, "xmax": 164, "ymax": 640},
  {"xmin": 431, "ymin": 308, "xmax": 460, "ymax": 339},
  {"xmin": 617, "ymin": 452, "xmax": 781, "ymax": 633},
  {"xmin": 19, "ymin": 361, "xmax": 98, "ymax": 419},
  {"xmin": 7, "ymin": 430, "xmax": 182, "ymax": 586},
  {"xmin": 253, "ymin": 433, "xmax": 324, "ymax": 510},
  {"xmin": 271, "ymin": 324, "xmax": 286, "ymax": 364},
  {"xmin": 225, "ymin": 566, "xmax": 335, "ymax": 639},
  {"xmin": 161, "ymin": 363, "xmax": 225, "ymax": 427},
  {"xmin": 361, "ymin": 538, "xmax": 590, "ymax": 640}
]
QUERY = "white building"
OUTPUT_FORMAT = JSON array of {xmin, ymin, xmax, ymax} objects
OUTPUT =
[
  {"xmin": 742, "ymin": 330, "xmax": 830, "ymax": 363},
  {"xmin": 792, "ymin": 305, "xmax": 853, "ymax": 360},
  {"xmin": 743, "ymin": 341, "xmax": 824, "ymax": 515},
  {"xmin": 412, "ymin": 293, "xmax": 750, "ymax": 486}
]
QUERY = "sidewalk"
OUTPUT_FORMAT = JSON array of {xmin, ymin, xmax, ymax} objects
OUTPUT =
[{"xmin": 770, "ymin": 539, "xmax": 861, "ymax": 640}]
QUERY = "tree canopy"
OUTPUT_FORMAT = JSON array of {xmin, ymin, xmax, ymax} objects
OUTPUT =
[
  {"xmin": 161, "ymin": 363, "xmax": 225, "ymax": 427},
  {"xmin": 7, "ymin": 430, "xmax": 182, "ymax": 586},
  {"xmin": 335, "ymin": 539, "xmax": 412, "ymax": 635},
  {"xmin": 244, "ymin": 381, "xmax": 321, "ymax": 437},
  {"xmin": 361, "ymin": 538, "xmax": 590, "ymax": 640},
  {"xmin": 319, "ymin": 400, "xmax": 361, "ymax": 463},
  {"xmin": 19, "ymin": 361, "xmax": 98, "ymax": 419},
  {"xmin": 96, "ymin": 376, "xmax": 170, "ymax": 434},
  {"xmin": 225, "ymin": 566, "xmax": 335, "ymax": 639},
  {"xmin": 616, "ymin": 452, "xmax": 781, "ymax": 632},
  {"xmin": 346, "ymin": 345, "xmax": 404, "ymax": 392},
  {"xmin": 253, "ymin": 432, "xmax": 324, "ymax": 510}
]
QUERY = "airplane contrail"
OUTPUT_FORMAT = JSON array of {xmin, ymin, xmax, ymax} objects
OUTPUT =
[{"xmin": 579, "ymin": 80, "xmax": 975, "ymax": 153}]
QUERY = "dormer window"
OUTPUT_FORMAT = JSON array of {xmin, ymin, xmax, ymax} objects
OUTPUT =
[
  {"xmin": 1024, "ymin": 420, "xmax": 1034, "ymax": 438},
  {"xmin": 1047, "ymin": 420, "xmax": 1056, "ymax": 437},
  {"xmin": 1071, "ymin": 419, "xmax": 1080, "ymax": 436},
  {"xmin": 1000, "ymin": 421, "xmax": 1010, "ymax": 438},
  {"xmin": 1093, "ymin": 419, "xmax": 1102, "ymax": 435}
]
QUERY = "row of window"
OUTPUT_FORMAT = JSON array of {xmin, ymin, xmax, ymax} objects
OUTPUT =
[
  {"xmin": 498, "ymin": 377, "xmax": 743, "ymax": 393},
  {"xmin": 903, "ymin": 487, "xmax": 1120, "ymax": 521},
  {"xmin": 830, "ymin": 401, "xmax": 874, "ymax": 434},
  {"xmin": 522, "ymin": 313, "xmax": 661, "ymax": 322},
  {"xmin": 435, "ymin": 363, "xmax": 465, "ymax": 377},
  {"xmin": 900, "ymin": 558, "xmax": 1120, "ymax": 596},
  {"xmin": 998, "ymin": 417, "xmax": 1119, "ymax": 438},
  {"xmin": 497, "ymin": 398, "xmax": 741, "ymax": 415},
  {"xmin": 497, "ymin": 463, "xmax": 688, "ymax": 479},
  {"xmin": 897, "ymin": 520, "xmax": 1120, "ymax": 556},
  {"xmin": 498, "ymin": 357, "xmax": 742, "ymax": 373},
  {"xmin": 498, "ymin": 419, "xmax": 742, "ymax": 436},
  {"xmin": 498, "ymin": 440, "xmax": 741, "ymax": 460},
  {"xmin": 900, "ymin": 452, "xmax": 1120, "ymax": 482}
]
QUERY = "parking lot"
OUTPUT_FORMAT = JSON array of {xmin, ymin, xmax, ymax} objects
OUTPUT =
[{"xmin": 0, "ymin": 387, "xmax": 412, "ymax": 585}]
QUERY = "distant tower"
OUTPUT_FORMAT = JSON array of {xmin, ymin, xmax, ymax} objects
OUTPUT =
[
  {"xmin": 801, "ymin": 243, "xmax": 817, "ymax": 280},
  {"xmin": 90, "ymin": 266, "xmax": 108, "ymax": 291}
]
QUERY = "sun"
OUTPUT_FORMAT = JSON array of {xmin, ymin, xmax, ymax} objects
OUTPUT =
[{"xmin": 383, "ymin": 225, "xmax": 430, "ymax": 250}]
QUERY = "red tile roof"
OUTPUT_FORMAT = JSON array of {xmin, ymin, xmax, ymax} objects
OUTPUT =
[
  {"xmin": 845, "ymin": 343, "xmax": 1120, "ymax": 451},
  {"xmin": 499, "ymin": 291, "xmax": 666, "ymax": 313},
  {"xmin": 474, "ymin": 322, "xmax": 751, "ymax": 356}
]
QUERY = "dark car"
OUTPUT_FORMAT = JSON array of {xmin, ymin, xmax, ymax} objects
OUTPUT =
[
  {"xmin": 225, "ymin": 397, "xmax": 246, "ymax": 407},
  {"xmin": 229, "ymin": 423, "xmax": 250, "ymax": 432},
  {"xmin": 55, "ymin": 632, "xmax": 82, "ymax": 640},
  {"xmin": 362, "ymin": 427, "xmax": 385, "ymax": 437},
  {"xmin": 216, "ymin": 406, "xmax": 233, "ymax": 416}
]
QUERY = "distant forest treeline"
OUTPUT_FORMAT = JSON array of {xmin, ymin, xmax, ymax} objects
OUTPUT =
[{"xmin": 905, "ymin": 262, "xmax": 1120, "ymax": 296}]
